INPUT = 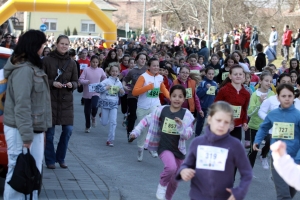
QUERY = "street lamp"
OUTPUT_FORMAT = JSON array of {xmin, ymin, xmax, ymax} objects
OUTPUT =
[
  {"xmin": 207, "ymin": 0, "xmax": 212, "ymax": 55},
  {"xmin": 142, "ymin": 0, "xmax": 146, "ymax": 34}
]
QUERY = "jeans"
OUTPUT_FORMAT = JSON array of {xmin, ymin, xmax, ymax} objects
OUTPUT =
[
  {"xmin": 136, "ymin": 106, "xmax": 157, "ymax": 149},
  {"xmin": 127, "ymin": 98, "xmax": 138, "ymax": 134},
  {"xmin": 271, "ymin": 158, "xmax": 297, "ymax": 200},
  {"xmin": 84, "ymin": 96, "xmax": 99, "ymax": 128},
  {"xmin": 195, "ymin": 108, "xmax": 208, "ymax": 137},
  {"xmin": 159, "ymin": 150, "xmax": 183, "ymax": 200},
  {"xmin": 271, "ymin": 45, "xmax": 277, "ymax": 55},
  {"xmin": 101, "ymin": 108, "xmax": 118, "ymax": 142},
  {"xmin": 4, "ymin": 125, "xmax": 43, "ymax": 200},
  {"xmin": 45, "ymin": 125, "xmax": 73, "ymax": 165},
  {"xmin": 252, "ymin": 46, "xmax": 257, "ymax": 57},
  {"xmin": 295, "ymin": 45, "xmax": 300, "ymax": 60},
  {"xmin": 283, "ymin": 45, "xmax": 289, "ymax": 61}
]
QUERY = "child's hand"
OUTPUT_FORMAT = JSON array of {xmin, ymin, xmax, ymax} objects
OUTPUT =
[
  {"xmin": 226, "ymin": 188, "xmax": 236, "ymax": 200},
  {"xmin": 206, "ymin": 84, "xmax": 211, "ymax": 89},
  {"xmin": 253, "ymin": 143, "xmax": 261, "ymax": 151},
  {"xmin": 259, "ymin": 94, "xmax": 267, "ymax": 103},
  {"xmin": 271, "ymin": 141, "xmax": 287, "ymax": 158},
  {"xmin": 120, "ymin": 88, "xmax": 125, "ymax": 95},
  {"xmin": 180, "ymin": 168, "xmax": 195, "ymax": 181},
  {"xmin": 129, "ymin": 133, "xmax": 136, "ymax": 139},
  {"xmin": 174, "ymin": 117, "xmax": 182, "ymax": 126},
  {"xmin": 199, "ymin": 110, "xmax": 204, "ymax": 118},
  {"xmin": 242, "ymin": 123, "xmax": 248, "ymax": 131},
  {"xmin": 106, "ymin": 85, "xmax": 111, "ymax": 90}
]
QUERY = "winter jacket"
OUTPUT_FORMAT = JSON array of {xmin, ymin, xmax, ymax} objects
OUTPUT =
[
  {"xmin": 43, "ymin": 50, "xmax": 78, "ymax": 125},
  {"xmin": 197, "ymin": 77, "xmax": 218, "ymax": 109},
  {"xmin": 4, "ymin": 58, "xmax": 52, "ymax": 143},
  {"xmin": 282, "ymin": 30, "xmax": 293, "ymax": 46}
]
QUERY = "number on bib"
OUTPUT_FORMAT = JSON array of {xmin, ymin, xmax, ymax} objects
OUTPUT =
[
  {"xmin": 162, "ymin": 117, "xmax": 178, "ymax": 135},
  {"xmin": 206, "ymin": 86, "xmax": 216, "ymax": 95},
  {"xmin": 272, "ymin": 122, "xmax": 294, "ymax": 139},
  {"xmin": 232, "ymin": 106, "xmax": 241, "ymax": 119},
  {"xmin": 186, "ymin": 88, "xmax": 192, "ymax": 99},
  {"xmin": 147, "ymin": 88, "xmax": 160, "ymax": 98},
  {"xmin": 214, "ymin": 69, "xmax": 219, "ymax": 76},
  {"xmin": 196, "ymin": 145, "xmax": 229, "ymax": 171},
  {"xmin": 190, "ymin": 70, "xmax": 200, "ymax": 74},
  {"xmin": 222, "ymin": 72, "xmax": 229, "ymax": 80},
  {"xmin": 109, "ymin": 86, "xmax": 119, "ymax": 95}
]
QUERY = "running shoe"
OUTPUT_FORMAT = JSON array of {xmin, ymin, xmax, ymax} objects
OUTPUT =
[
  {"xmin": 149, "ymin": 150, "xmax": 158, "ymax": 158},
  {"xmin": 92, "ymin": 117, "xmax": 97, "ymax": 127},
  {"xmin": 106, "ymin": 141, "xmax": 114, "ymax": 147},
  {"xmin": 156, "ymin": 183, "xmax": 167, "ymax": 200},
  {"xmin": 137, "ymin": 149, "xmax": 143, "ymax": 162},
  {"xmin": 260, "ymin": 156, "xmax": 269, "ymax": 170},
  {"xmin": 85, "ymin": 128, "xmax": 90, "ymax": 133}
]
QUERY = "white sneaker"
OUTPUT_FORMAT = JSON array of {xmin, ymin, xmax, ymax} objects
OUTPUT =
[
  {"xmin": 137, "ymin": 150, "xmax": 143, "ymax": 162},
  {"xmin": 92, "ymin": 117, "xmax": 97, "ymax": 127},
  {"xmin": 149, "ymin": 150, "xmax": 158, "ymax": 158},
  {"xmin": 156, "ymin": 183, "xmax": 167, "ymax": 200},
  {"xmin": 85, "ymin": 128, "xmax": 90, "ymax": 133},
  {"xmin": 260, "ymin": 156, "xmax": 269, "ymax": 170}
]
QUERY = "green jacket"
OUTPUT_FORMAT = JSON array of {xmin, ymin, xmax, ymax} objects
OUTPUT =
[
  {"xmin": 248, "ymin": 89, "xmax": 275, "ymax": 130},
  {"xmin": 3, "ymin": 58, "xmax": 52, "ymax": 144}
]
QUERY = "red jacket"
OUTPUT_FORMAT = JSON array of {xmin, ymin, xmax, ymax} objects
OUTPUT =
[
  {"xmin": 282, "ymin": 30, "xmax": 293, "ymax": 46},
  {"xmin": 120, "ymin": 63, "xmax": 127, "ymax": 72},
  {"xmin": 214, "ymin": 83, "xmax": 250, "ymax": 126}
]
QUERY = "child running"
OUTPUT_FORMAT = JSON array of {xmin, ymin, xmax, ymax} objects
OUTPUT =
[
  {"xmin": 79, "ymin": 55, "xmax": 107, "ymax": 133},
  {"xmin": 172, "ymin": 66, "xmax": 204, "ymax": 117},
  {"xmin": 176, "ymin": 101, "xmax": 252, "ymax": 200},
  {"xmin": 206, "ymin": 54, "xmax": 222, "ymax": 84},
  {"xmin": 253, "ymin": 84, "xmax": 300, "ymax": 199},
  {"xmin": 220, "ymin": 54, "xmax": 238, "ymax": 82},
  {"xmin": 195, "ymin": 67, "xmax": 218, "ymax": 136},
  {"xmin": 129, "ymin": 85, "xmax": 195, "ymax": 200},
  {"xmin": 247, "ymin": 71, "xmax": 275, "ymax": 168},
  {"xmin": 95, "ymin": 65, "xmax": 125, "ymax": 147},
  {"xmin": 132, "ymin": 57, "xmax": 170, "ymax": 161}
]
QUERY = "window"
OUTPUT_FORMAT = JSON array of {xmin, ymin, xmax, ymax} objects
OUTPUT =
[
  {"xmin": 44, "ymin": 19, "xmax": 57, "ymax": 31},
  {"xmin": 81, "ymin": 20, "xmax": 96, "ymax": 33}
]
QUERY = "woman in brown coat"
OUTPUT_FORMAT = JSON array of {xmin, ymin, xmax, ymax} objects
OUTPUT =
[{"xmin": 43, "ymin": 35, "xmax": 78, "ymax": 169}]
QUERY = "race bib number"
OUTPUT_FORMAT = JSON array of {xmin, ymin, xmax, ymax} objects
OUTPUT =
[
  {"xmin": 214, "ymin": 69, "xmax": 219, "ymax": 77},
  {"xmin": 272, "ymin": 122, "xmax": 294, "ymax": 139},
  {"xmin": 162, "ymin": 117, "xmax": 178, "ymax": 135},
  {"xmin": 186, "ymin": 88, "xmax": 192, "ymax": 99},
  {"xmin": 109, "ymin": 86, "xmax": 119, "ymax": 95},
  {"xmin": 206, "ymin": 86, "xmax": 216, "ymax": 95},
  {"xmin": 147, "ymin": 88, "xmax": 160, "ymax": 98},
  {"xmin": 232, "ymin": 106, "xmax": 241, "ymax": 119},
  {"xmin": 196, "ymin": 145, "xmax": 229, "ymax": 171},
  {"xmin": 222, "ymin": 72, "xmax": 229, "ymax": 80},
  {"xmin": 190, "ymin": 70, "xmax": 200, "ymax": 74},
  {"xmin": 88, "ymin": 83, "xmax": 99, "ymax": 92},
  {"xmin": 80, "ymin": 64, "xmax": 88, "ymax": 70}
]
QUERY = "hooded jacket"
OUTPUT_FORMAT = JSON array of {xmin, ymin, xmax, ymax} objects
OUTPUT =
[
  {"xmin": 176, "ymin": 126, "xmax": 252, "ymax": 200},
  {"xmin": 197, "ymin": 77, "xmax": 218, "ymax": 109},
  {"xmin": 3, "ymin": 58, "xmax": 52, "ymax": 143},
  {"xmin": 43, "ymin": 50, "xmax": 78, "ymax": 125}
]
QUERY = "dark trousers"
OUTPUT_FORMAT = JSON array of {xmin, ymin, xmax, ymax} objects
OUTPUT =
[
  {"xmin": 120, "ymin": 94, "xmax": 128, "ymax": 114},
  {"xmin": 244, "ymin": 118, "xmax": 251, "ymax": 141},
  {"xmin": 84, "ymin": 96, "xmax": 99, "ymax": 128},
  {"xmin": 271, "ymin": 158, "xmax": 297, "ymax": 200},
  {"xmin": 195, "ymin": 108, "xmax": 208, "ymax": 137},
  {"xmin": 127, "ymin": 98, "xmax": 137, "ymax": 134},
  {"xmin": 261, "ymin": 134, "xmax": 271, "ymax": 158},
  {"xmin": 230, "ymin": 126, "xmax": 241, "ymax": 179}
]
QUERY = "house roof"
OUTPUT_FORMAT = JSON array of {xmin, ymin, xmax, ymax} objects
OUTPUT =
[{"xmin": 93, "ymin": 0, "xmax": 118, "ymax": 11}]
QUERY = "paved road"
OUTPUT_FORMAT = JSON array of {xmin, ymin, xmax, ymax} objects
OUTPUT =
[{"xmin": 1, "ymin": 91, "xmax": 299, "ymax": 199}]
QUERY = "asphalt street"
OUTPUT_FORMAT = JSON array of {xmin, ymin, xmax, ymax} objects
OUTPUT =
[{"xmin": 0, "ymin": 91, "xmax": 299, "ymax": 199}]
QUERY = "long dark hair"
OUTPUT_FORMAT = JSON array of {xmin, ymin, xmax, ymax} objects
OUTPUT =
[
  {"xmin": 11, "ymin": 30, "xmax": 46, "ymax": 68},
  {"xmin": 289, "ymin": 58, "xmax": 299, "ymax": 72},
  {"xmin": 232, "ymin": 50, "xmax": 244, "ymax": 63},
  {"xmin": 224, "ymin": 54, "xmax": 238, "ymax": 68}
]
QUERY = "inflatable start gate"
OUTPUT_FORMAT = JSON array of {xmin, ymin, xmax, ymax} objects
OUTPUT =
[{"xmin": 0, "ymin": 0, "xmax": 117, "ymax": 47}]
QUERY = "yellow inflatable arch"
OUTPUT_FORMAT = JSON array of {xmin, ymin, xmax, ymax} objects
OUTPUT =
[{"xmin": 0, "ymin": 0, "xmax": 117, "ymax": 47}]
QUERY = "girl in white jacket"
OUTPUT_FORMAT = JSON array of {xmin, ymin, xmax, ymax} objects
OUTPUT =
[{"xmin": 95, "ymin": 65, "xmax": 125, "ymax": 146}]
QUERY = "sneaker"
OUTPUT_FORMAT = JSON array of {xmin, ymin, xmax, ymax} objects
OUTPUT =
[
  {"xmin": 156, "ymin": 183, "xmax": 167, "ymax": 200},
  {"xmin": 137, "ymin": 149, "xmax": 143, "ymax": 162},
  {"xmin": 149, "ymin": 150, "xmax": 158, "ymax": 158},
  {"xmin": 260, "ymin": 156, "xmax": 269, "ymax": 170},
  {"xmin": 85, "ymin": 128, "xmax": 90, "ymax": 133},
  {"xmin": 244, "ymin": 140, "xmax": 250, "ymax": 149},
  {"xmin": 92, "ymin": 117, "xmax": 97, "ymax": 127},
  {"xmin": 106, "ymin": 141, "xmax": 114, "ymax": 147}
]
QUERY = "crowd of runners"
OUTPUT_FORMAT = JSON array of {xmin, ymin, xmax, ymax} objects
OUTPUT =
[{"xmin": 1, "ymin": 22, "xmax": 300, "ymax": 199}]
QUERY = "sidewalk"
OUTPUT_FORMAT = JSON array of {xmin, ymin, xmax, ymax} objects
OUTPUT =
[{"xmin": 39, "ymin": 141, "xmax": 120, "ymax": 200}]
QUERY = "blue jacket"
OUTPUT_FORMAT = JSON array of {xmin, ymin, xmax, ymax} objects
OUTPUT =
[
  {"xmin": 254, "ymin": 105, "xmax": 300, "ymax": 164},
  {"xmin": 196, "ymin": 77, "xmax": 218, "ymax": 109}
]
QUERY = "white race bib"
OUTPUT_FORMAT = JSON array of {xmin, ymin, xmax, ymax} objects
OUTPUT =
[
  {"xmin": 196, "ymin": 145, "xmax": 229, "ymax": 171},
  {"xmin": 80, "ymin": 63, "xmax": 88, "ymax": 70}
]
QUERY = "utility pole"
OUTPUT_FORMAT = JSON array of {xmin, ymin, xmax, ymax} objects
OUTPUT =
[
  {"xmin": 207, "ymin": 0, "xmax": 212, "ymax": 55},
  {"xmin": 142, "ymin": 0, "xmax": 146, "ymax": 34}
]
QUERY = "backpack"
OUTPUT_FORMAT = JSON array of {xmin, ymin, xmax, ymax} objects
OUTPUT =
[
  {"xmin": 0, "ymin": 69, "xmax": 7, "ymax": 115},
  {"xmin": 8, "ymin": 148, "xmax": 41, "ymax": 200}
]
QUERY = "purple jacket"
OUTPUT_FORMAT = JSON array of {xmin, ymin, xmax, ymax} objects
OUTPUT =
[{"xmin": 176, "ymin": 126, "xmax": 252, "ymax": 200}]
